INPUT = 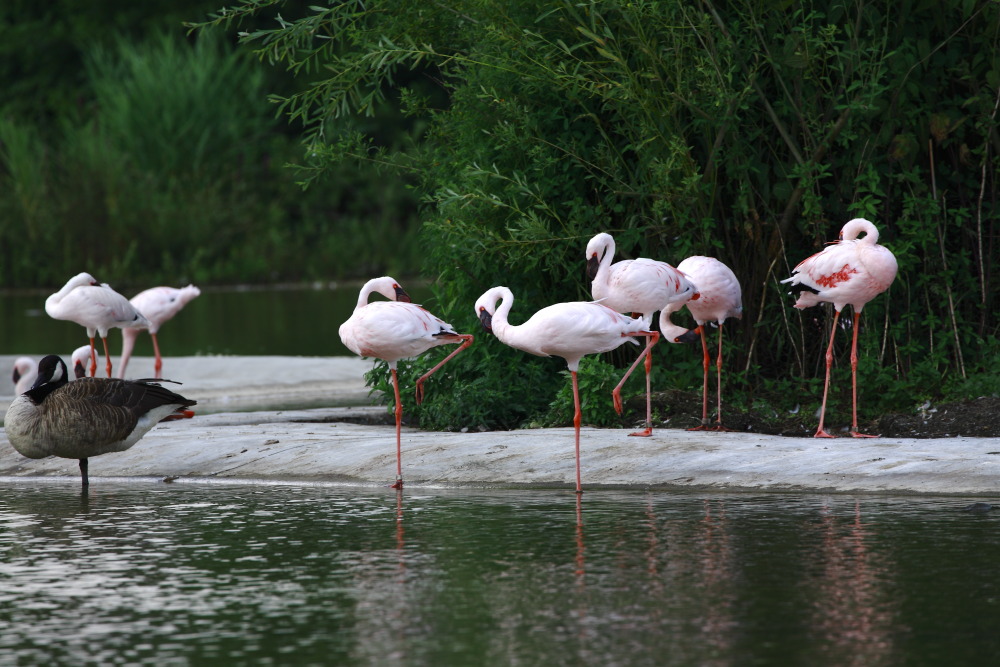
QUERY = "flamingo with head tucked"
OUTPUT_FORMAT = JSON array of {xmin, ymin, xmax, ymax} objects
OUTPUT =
[
  {"xmin": 661, "ymin": 256, "xmax": 743, "ymax": 430},
  {"xmin": 118, "ymin": 285, "xmax": 201, "ymax": 379},
  {"xmin": 781, "ymin": 218, "xmax": 898, "ymax": 438},
  {"xmin": 339, "ymin": 277, "xmax": 474, "ymax": 489},
  {"xmin": 475, "ymin": 286, "xmax": 658, "ymax": 494},
  {"xmin": 585, "ymin": 232, "xmax": 699, "ymax": 436},
  {"xmin": 44, "ymin": 273, "xmax": 149, "ymax": 378},
  {"xmin": 13, "ymin": 357, "xmax": 37, "ymax": 395}
]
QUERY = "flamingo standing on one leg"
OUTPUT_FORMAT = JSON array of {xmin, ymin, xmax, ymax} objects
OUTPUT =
[
  {"xmin": 781, "ymin": 218, "xmax": 898, "ymax": 438},
  {"xmin": 474, "ymin": 286, "xmax": 659, "ymax": 494},
  {"xmin": 44, "ymin": 273, "xmax": 150, "ymax": 378},
  {"xmin": 585, "ymin": 232, "xmax": 699, "ymax": 436},
  {"xmin": 661, "ymin": 256, "xmax": 743, "ymax": 431},
  {"xmin": 339, "ymin": 277, "xmax": 474, "ymax": 489},
  {"xmin": 118, "ymin": 285, "xmax": 201, "ymax": 379}
]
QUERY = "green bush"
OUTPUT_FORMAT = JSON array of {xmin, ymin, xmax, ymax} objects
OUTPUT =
[{"xmin": 197, "ymin": 0, "xmax": 999, "ymax": 427}]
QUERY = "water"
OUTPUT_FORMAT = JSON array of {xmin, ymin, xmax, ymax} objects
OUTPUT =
[
  {"xmin": 0, "ymin": 283, "xmax": 434, "ymax": 358},
  {"xmin": 1, "ymin": 484, "xmax": 998, "ymax": 666}
]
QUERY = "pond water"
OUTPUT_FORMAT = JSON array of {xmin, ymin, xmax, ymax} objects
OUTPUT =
[
  {"xmin": 1, "ymin": 483, "xmax": 998, "ymax": 666},
  {"xmin": 0, "ymin": 283, "xmax": 433, "ymax": 358}
]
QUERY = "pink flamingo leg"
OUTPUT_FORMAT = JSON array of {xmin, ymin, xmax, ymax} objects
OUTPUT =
[
  {"xmin": 88, "ymin": 338, "xmax": 98, "ymax": 377},
  {"xmin": 572, "ymin": 370, "xmax": 583, "ymax": 494},
  {"xmin": 709, "ymin": 324, "xmax": 735, "ymax": 431},
  {"xmin": 101, "ymin": 336, "xmax": 113, "ymax": 378},
  {"xmin": 390, "ymin": 368, "xmax": 404, "ymax": 489},
  {"xmin": 611, "ymin": 331, "xmax": 660, "ymax": 436},
  {"xmin": 151, "ymin": 333, "xmax": 163, "ymax": 379},
  {"xmin": 849, "ymin": 311, "xmax": 878, "ymax": 438},
  {"xmin": 814, "ymin": 310, "xmax": 840, "ymax": 438},
  {"xmin": 414, "ymin": 335, "xmax": 474, "ymax": 404},
  {"xmin": 687, "ymin": 326, "xmax": 712, "ymax": 431}
]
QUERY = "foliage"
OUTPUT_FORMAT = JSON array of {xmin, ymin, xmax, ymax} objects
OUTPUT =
[
  {"xmin": 198, "ymin": 0, "xmax": 999, "ymax": 429},
  {"xmin": 0, "ymin": 26, "xmax": 420, "ymax": 288}
]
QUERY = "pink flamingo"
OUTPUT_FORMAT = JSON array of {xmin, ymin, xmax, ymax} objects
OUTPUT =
[
  {"xmin": 118, "ymin": 285, "xmax": 201, "ymax": 379},
  {"xmin": 70, "ymin": 345, "xmax": 93, "ymax": 379},
  {"xmin": 339, "ymin": 277, "xmax": 474, "ymax": 489},
  {"xmin": 475, "ymin": 286, "xmax": 658, "ymax": 493},
  {"xmin": 585, "ymin": 232, "xmax": 699, "ymax": 436},
  {"xmin": 661, "ymin": 256, "xmax": 743, "ymax": 430},
  {"xmin": 782, "ymin": 218, "xmax": 898, "ymax": 438},
  {"xmin": 44, "ymin": 273, "xmax": 149, "ymax": 378},
  {"xmin": 12, "ymin": 357, "xmax": 37, "ymax": 395}
]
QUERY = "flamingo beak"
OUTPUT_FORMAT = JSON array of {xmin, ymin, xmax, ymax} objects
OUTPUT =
[
  {"xmin": 478, "ymin": 308, "xmax": 493, "ymax": 333},
  {"xmin": 675, "ymin": 328, "xmax": 700, "ymax": 344},
  {"xmin": 12, "ymin": 368, "xmax": 20, "ymax": 384},
  {"xmin": 586, "ymin": 254, "xmax": 600, "ymax": 281},
  {"xmin": 394, "ymin": 285, "xmax": 411, "ymax": 303}
]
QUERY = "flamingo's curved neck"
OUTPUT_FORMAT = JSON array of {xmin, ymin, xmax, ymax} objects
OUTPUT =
[
  {"xmin": 596, "ymin": 236, "xmax": 615, "ymax": 280},
  {"xmin": 488, "ymin": 288, "xmax": 516, "ymax": 343}
]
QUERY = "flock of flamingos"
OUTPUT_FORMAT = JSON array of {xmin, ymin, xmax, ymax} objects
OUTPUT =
[{"xmin": 3, "ymin": 220, "xmax": 897, "ymax": 491}]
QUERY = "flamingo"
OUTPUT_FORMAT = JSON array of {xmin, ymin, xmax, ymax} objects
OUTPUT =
[
  {"xmin": 12, "ymin": 357, "xmax": 37, "ymax": 395},
  {"xmin": 339, "ymin": 277, "xmax": 474, "ymax": 489},
  {"xmin": 4, "ymin": 354, "xmax": 196, "ymax": 487},
  {"xmin": 474, "ymin": 286, "xmax": 658, "ymax": 493},
  {"xmin": 661, "ymin": 256, "xmax": 743, "ymax": 430},
  {"xmin": 118, "ymin": 285, "xmax": 201, "ymax": 379},
  {"xmin": 44, "ymin": 273, "xmax": 150, "ymax": 378},
  {"xmin": 585, "ymin": 232, "xmax": 700, "ymax": 436},
  {"xmin": 781, "ymin": 218, "xmax": 898, "ymax": 438},
  {"xmin": 70, "ymin": 345, "xmax": 93, "ymax": 379}
]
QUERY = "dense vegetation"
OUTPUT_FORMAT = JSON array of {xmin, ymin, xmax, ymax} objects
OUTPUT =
[
  {"xmin": 4, "ymin": 1, "xmax": 998, "ymax": 430},
  {"xmin": 0, "ymin": 0, "xmax": 420, "ymax": 288}
]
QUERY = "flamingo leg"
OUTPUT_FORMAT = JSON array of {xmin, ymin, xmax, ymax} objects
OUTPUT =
[
  {"xmin": 687, "ymin": 326, "xmax": 712, "ymax": 431},
  {"xmin": 814, "ymin": 310, "xmax": 840, "ymax": 438},
  {"xmin": 611, "ymin": 332, "xmax": 660, "ymax": 436},
  {"xmin": 88, "ymin": 338, "xmax": 98, "ymax": 377},
  {"xmin": 572, "ymin": 370, "xmax": 583, "ymax": 494},
  {"xmin": 849, "ymin": 311, "xmax": 878, "ymax": 438},
  {"xmin": 628, "ymin": 341, "xmax": 655, "ymax": 438},
  {"xmin": 414, "ymin": 335, "xmax": 474, "ymax": 404},
  {"xmin": 101, "ymin": 336, "xmax": 113, "ymax": 378},
  {"xmin": 390, "ymin": 368, "xmax": 404, "ymax": 489},
  {"xmin": 709, "ymin": 323, "xmax": 735, "ymax": 432},
  {"xmin": 151, "ymin": 333, "xmax": 163, "ymax": 379}
]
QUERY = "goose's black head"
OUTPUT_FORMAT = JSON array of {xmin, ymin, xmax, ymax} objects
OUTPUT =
[{"xmin": 26, "ymin": 355, "xmax": 69, "ymax": 404}]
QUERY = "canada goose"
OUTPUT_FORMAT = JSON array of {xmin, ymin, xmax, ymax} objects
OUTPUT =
[
  {"xmin": 44, "ymin": 272, "xmax": 150, "ymax": 378},
  {"xmin": 4, "ymin": 354, "xmax": 196, "ymax": 486}
]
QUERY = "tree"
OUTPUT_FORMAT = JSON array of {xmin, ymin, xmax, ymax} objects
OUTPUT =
[{"xmin": 194, "ymin": 0, "xmax": 1000, "ymax": 429}]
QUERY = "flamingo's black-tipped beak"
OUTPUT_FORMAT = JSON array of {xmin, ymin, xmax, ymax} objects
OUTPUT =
[
  {"xmin": 586, "ymin": 254, "xmax": 600, "ymax": 281},
  {"xmin": 73, "ymin": 361, "xmax": 87, "ymax": 379},
  {"xmin": 12, "ymin": 368, "xmax": 20, "ymax": 384},
  {"xmin": 394, "ymin": 285, "xmax": 411, "ymax": 303},
  {"xmin": 478, "ymin": 308, "xmax": 493, "ymax": 334},
  {"xmin": 676, "ymin": 329, "xmax": 700, "ymax": 344}
]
